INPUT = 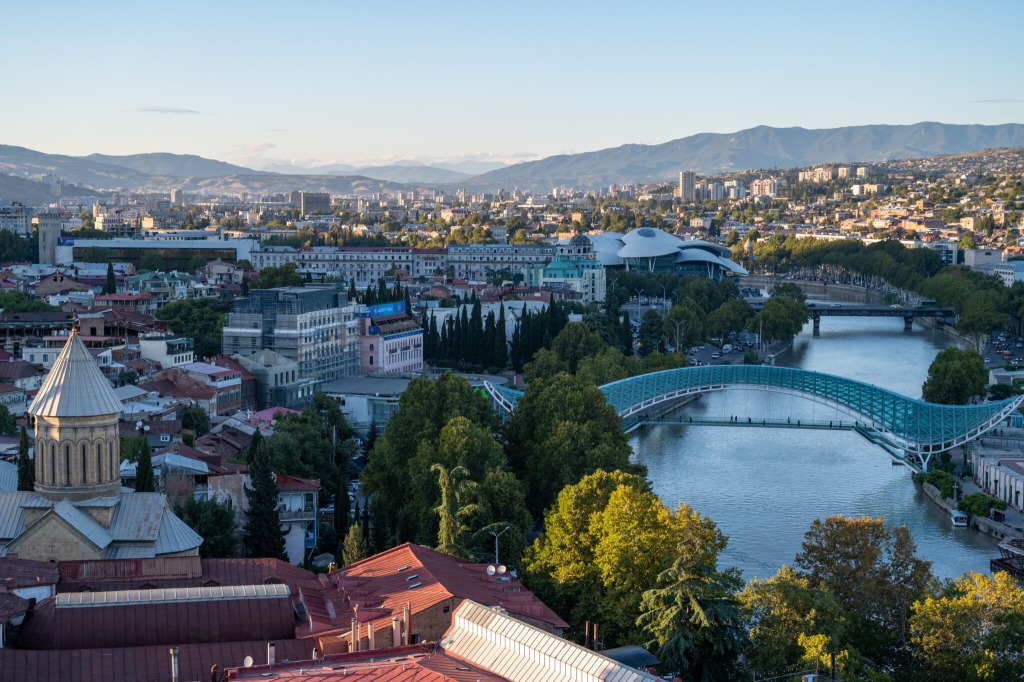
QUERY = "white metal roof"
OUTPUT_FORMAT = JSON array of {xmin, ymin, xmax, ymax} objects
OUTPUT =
[
  {"xmin": 28, "ymin": 330, "xmax": 124, "ymax": 418},
  {"xmin": 441, "ymin": 600, "xmax": 660, "ymax": 682},
  {"xmin": 56, "ymin": 583, "xmax": 289, "ymax": 608}
]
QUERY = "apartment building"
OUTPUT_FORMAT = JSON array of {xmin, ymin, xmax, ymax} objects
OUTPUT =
[
  {"xmin": 446, "ymin": 244, "xmax": 555, "ymax": 281},
  {"xmin": 357, "ymin": 301, "xmax": 423, "ymax": 375},
  {"xmin": 0, "ymin": 203, "xmax": 32, "ymax": 235},
  {"xmin": 221, "ymin": 286, "xmax": 359, "ymax": 381},
  {"xmin": 299, "ymin": 191, "xmax": 331, "ymax": 215}
]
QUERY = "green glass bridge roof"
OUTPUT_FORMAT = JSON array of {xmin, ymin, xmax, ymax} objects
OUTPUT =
[{"xmin": 486, "ymin": 365, "xmax": 1024, "ymax": 461}]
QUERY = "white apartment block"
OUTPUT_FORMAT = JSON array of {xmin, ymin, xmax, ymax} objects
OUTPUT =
[
  {"xmin": 250, "ymin": 246, "xmax": 447, "ymax": 283},
  {"xmin": 0, "ymin": 203, "xmax": 32, "ymax": 235},
  {"xmin": 750, "ymin": 178, "xmax": 778, "ymax": 197}
]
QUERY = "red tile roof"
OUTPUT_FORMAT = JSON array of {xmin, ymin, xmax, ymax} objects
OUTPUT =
[
  {"xmin": 322, "ymin": 544, "xmax": 568, "ymax": 635},
  {"xmin": 224, "ymin": 644, "xmax": 508, "ymax": 682}
]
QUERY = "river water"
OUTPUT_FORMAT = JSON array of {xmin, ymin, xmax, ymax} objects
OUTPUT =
[{"xmin": 630, "ymin": 312, "xmax": 999, "ymax": 581}]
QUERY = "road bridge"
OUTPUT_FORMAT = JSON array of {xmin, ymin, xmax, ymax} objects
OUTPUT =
[
  {"xmin": 748, "ymin": 301, "xmax": 954, "ymax": 332},
  {"xmin": 484, "ymin": 365, "xmax": 1024, "ymax": 472}
]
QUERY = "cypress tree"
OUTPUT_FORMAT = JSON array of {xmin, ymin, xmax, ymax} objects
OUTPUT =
[
  {"xmin": 134, "ymin": 434, "xmax": 155, "ymax": 492},
  {"xmin": 243, "ymin": 443, "xmax": 287, "ymax": 560},
  {"xmin": 483, "ymin": 310, "xmax": 496, "ymax": 368},
  {"xmin": 470, "ymin": 298, "xmax": 483, "ymax": 366},
  {"xmin": 495, "ymin": 304, "xmax": 508, "ymax": 368},
  {"xmin": 16, "ymin": 425, "xmax": 33, "ymax": 491},
  {"xmin": 341, "ymin": 524, "xmax": 368, "ymax": 566},
  {"xmin": 335, "ymin": 474, "xmax": 350, "ymax": 560},
  {"xmin": 361, "ymin": 501, "xmax": 370, "ymax": 541},
  {"xmin": 377, "ymin": 277, "xmax": 388, "ymax": 303},
  {"xmin": 459, "ymin": 306, "xmax": 470, "ymax": 365},
  {"xmin": 347, "ymin": 279, "xmax": 357, "ymax": 302},
  {"xmin": 104, "ymin": 262, "xmax": 116, "ymax": 295},
  {"xmin": 246, "ymin": 429, "xmax": 263, "ymax": 464}
]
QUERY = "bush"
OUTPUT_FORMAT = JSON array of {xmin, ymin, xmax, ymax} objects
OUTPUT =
[
  {"xmin": 958, "ymin": 492, "xmax": 1008, "ymax": 518},
  {"xmin": 924, "ymin": 470, "xmax": 956, "ymax": 499}
]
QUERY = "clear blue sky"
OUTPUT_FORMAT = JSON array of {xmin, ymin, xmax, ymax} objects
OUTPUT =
[{"xmin": 5, "ymin": 0, "xmax": 1023, "ymax": 169}]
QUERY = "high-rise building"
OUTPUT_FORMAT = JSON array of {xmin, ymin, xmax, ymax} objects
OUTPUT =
[
  {"xmin": 677, "ymin": 171, "xmax": 696, "ymax": 202},
  {"xmin": 37, "ymin": 211, "xmax": 63, "ymax": 264},
  {"xmin": 170, "ymin": 188, "xmax": 184, "ymax": 205},
  {"xmin": 750, "ymin": 177, "xmax": 778, "ymax": 197},
  {"xmin": 299, "ymin": 191, "xmax": 331, "ymax": 215},
  {"xmin": 0, "ymin": 202, "xmax": 32, "ymax": 235},
  {"xmin": 222, "ymin": 286, "xmax": 359, "ymax": 381}
]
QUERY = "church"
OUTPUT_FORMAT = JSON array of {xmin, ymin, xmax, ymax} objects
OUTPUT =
[{"xmin": 0, "ymin": 329, "xmax": 202, "ymax": 561}]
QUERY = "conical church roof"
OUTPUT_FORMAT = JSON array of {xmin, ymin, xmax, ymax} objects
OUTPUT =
[{"xmin": 28, "ymin": 329, "xmax": 124, "ymax": 418}]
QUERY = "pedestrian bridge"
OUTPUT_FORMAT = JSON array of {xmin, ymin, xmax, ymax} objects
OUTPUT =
[{"xmin": 484, "ymin": 365, "xmax": 1024, "ymax": 471}]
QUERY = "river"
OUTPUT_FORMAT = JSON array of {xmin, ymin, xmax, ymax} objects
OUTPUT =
[{"xmin": 629, "ymin": 311, "xmax": 1000, "ymax": 581}]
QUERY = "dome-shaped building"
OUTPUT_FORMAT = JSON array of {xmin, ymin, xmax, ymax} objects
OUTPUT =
[
  {"xmin": 30, "ymin": 328, "xmax": 124, "ymax": 502},
  {"xmin": 0, "ymin": 329, "xmax": 201, "ymax": 562},
  {"xmin": 577, "ymin": 227, "xmax": 747, "ymax": 280}
]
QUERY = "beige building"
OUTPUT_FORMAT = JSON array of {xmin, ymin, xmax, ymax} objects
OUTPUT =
[{"xmin": 0, "ymin": 329, "xmax": 202, "ymax": 561}]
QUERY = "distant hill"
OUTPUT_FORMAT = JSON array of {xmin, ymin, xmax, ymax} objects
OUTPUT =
[
  {"xmin": 0, "ymin": 174, "xmax": 101, "ymax": 204},
  {"xmin": 84, "ymin": 152, "xmax": 263, "ymax": 177},
  {"xmin": 0, "ymin": 145, "xmax": 155, "ymax": 189},
  {"xmin": 465, "ymin": 122, "xmax": 1024, "ymax": 190},
  {"xmin": 351, "ymin": 164, "xmax": 470, "ymax": 184}
]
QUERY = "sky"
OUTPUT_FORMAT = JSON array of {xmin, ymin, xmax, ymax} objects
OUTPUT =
[{"xmin": 4, "ymin": 0, "xmax": 1024, "ymax": 170}]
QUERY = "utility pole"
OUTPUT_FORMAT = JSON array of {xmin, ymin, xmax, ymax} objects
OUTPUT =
[{"xmin": 490, "ymin": 525, "xmax": 511, "ymax": 565}]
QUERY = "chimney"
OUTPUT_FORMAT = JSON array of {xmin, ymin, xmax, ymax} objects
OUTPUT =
[
  {"xmin": 170, "ymin": 647, "xmax": 180, "ymax": 682},
  {"xmin": 392, "ymin": 617, "xmax": 400, "ymax": 647},
  {"xmin": 267, "ymin": 642, "xmax": 276, "ymax": 666},
  {"xmin": 351, "ymin": 617, "xmax": 358, "ymax": 652},
  {"xmin": 209, "ymin": 665, "xmax": 218, "ymax": 682},
  {"xmin": 402, "ymin": 604, "xmax": 410, "ymax": 645},
  {"xmin": 367, "ymin": 622, "xmax": 375, "ymax": 650}
]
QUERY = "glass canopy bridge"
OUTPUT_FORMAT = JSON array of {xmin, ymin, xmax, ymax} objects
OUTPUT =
[{"xmin": 484, "ymin": 365, "xmax": 1024, "ymax": 472}]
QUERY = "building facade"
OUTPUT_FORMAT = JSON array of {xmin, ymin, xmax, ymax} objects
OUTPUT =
[{"xmin": 356, "ymin": 302, "xmax": 423, "ymax": 375}]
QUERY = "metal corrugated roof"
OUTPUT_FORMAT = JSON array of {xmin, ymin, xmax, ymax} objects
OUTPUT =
[
  {"xmin": 28, "ymin": 330, "xmax": 124, "ymax": 418},
  {"xmin": 50, "ymin": 500, "xmax": 113, "ymax": 549},
  {"xmin": 56, "ymin": 583, "xmax": 289, "ymax": 607},
  {"xmin": 441, "ymin": 601, "xmax": 660, "ymax": 682},
  {"xmin": 0, "ymin": 492, "xmax": 33, "ymax": 542},
  {"xmin": 106, "ymin": 493, "xmax": 166, "ymax": 542},
  {"xmin": 0, "ymin": 460, "xmax": 16, "ymax": 492},
  {"xmin": 154, "ymin": 506, "xmax": 204, "ymax": 555}
]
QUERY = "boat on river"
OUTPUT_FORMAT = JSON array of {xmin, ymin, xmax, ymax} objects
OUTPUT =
[{"xmin": 951, "ymin": 510, "xmax": 969, "ymax": 527}]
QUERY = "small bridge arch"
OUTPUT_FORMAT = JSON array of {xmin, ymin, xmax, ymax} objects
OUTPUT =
[{"xmin": 485, "ymin": 365, "xmax": 1024, "ymax": 472}]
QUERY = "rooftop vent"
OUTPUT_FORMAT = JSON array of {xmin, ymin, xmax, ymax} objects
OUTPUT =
[
  {"xmin": 404, "ymin": 574, "xmax": 419, "ymax": 581},
  {"xmin": 406, "ymin": 582, "xmax": 422, "ymax": 590},
  {"xmin": 395, "ymin": 565, "xmax": 410, "ymax": 573}
]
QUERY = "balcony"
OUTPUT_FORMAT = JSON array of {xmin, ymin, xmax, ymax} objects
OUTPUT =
[{"xmin": 278, "ymin": 508, "xmax": 316, "ymax": 521}]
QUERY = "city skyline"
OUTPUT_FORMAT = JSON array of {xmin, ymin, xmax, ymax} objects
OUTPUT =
[{"xmin": 4, "ymin": 0, "xmax": 1023, "ymax": 170}]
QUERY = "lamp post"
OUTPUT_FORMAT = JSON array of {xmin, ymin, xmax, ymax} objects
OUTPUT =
[
  {"xmin": 489, "ymin": 525, "xmax": 511, "ymax": 565},
  {"xmin": 659, "ymin": 284, "xmax": 669, "ymax": 312}
]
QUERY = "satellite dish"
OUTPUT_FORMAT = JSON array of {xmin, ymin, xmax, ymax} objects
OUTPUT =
[
  {"xmin": 497, "ymin": 565, "xmax": 507, "ymax": 575},
  {"xmin": 486, "ymin": 565, "xmax": 496, "ymax": 576},
  {"xmin": 243, "ymin": 656, "xmax": 254, "ymax": 668}
]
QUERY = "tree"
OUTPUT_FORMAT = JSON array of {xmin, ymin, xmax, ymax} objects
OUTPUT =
[
  {"xmin": 341, "ymin": 524, "xmax": 368, "ymax": 566},
  {"xmin": 0, "ymin": 291, "xmax": 56, "ymax": 313},
  {"xmin": 249, "ymin": 263, "xmax": 304, "ymax": 289},
  {"xmin": 243, "ymin": 442, "xmax": 287, "ymax": 560},
  {"xmin": 105, "ymin": 262, "xmax": 116, "ymax": 294},
  {"xmin": 955, "ymin": 293, "xmax": 1005, "ymax": 352},
  {"xmin": 134, "ymin": 435, "xmax": 155, "ymax": 492},
  {"xmin": 188, "ymin": 255, "xmax": 208, "ymax": 274},
  {"xmin": 156, "ymin": 298, "xmax": 229, "ymax": 359},
  {"xmin": 794, "ymin": 516, "xmax": 933, "ymax": 664},
  {"xmin": 921, "ymin": 347, "xmax": 986, "ymax": 404},
  {"xmin": 16, "ymin": 425, "xmax": 33, "ymax": 491},
  {"xmin": 637, "ymin": 559, "xmax": 744, "ymax": 681},
  {"xmin": 910, "ymin": 571, "xmax": 1024, "ymax": 681},
  {"xmin": 771, "ymin": 282, "xmax": 808, "ymax": 304},
  {"xmin": 551, "ymin": 323, "xmax": 605, "ymax": 374},
  {"xmin": 524, "ymin": 470, "xmax": 728, "ymax": 648},
  {"xmin": 181, "ymin": 405, "xmax": 210, "ymax": 436},
  {"xmin": 139, "ymin": 253, "xmax": 164, "ymax": 272},
  {"xmin": 174, "ymin": 496, "xmax": 239, "ymax": 558},
  {"xmin": 431, "ymin": 463, "xmax": 477, "ymax": 559},
  {"xmin": 663, "ymin": 302, "xmax": 704, "ymax": 351},
  {"xmin": 504, "ymin": 373, "xmax": 639, "ymax": 520},
  {"xmin": 0, "ymin": 404, "xmax": 14, "ymax": 435}
]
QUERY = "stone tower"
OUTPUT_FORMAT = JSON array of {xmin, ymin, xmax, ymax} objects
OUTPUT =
[
  {"xmin": 36, "ymin": 211, "xmax": 63, "ymax": 265},
  {"xmin": 28, "ymin": 328, "xmax": 124, "ymax": 502}
]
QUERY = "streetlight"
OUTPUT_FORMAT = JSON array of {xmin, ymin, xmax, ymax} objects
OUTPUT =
[
  {"xmin": 489, "ymin": 525, "xmax": 511, "ymax": 565},
  {"xmin": 659, "ymin": 284, "xmax": 669, "ymax": 312}
]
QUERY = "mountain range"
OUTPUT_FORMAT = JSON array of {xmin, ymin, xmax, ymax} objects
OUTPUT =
[{"xmin": 1, "ymin": 122, "xmax": 1023, "ymax": 201}]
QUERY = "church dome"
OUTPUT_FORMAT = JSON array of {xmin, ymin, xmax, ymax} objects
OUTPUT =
[{"xmin": 29, "ymin": 329, "xmax": 124, "ymax": 419}]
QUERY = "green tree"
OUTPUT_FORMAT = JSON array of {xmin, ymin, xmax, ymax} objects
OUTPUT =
[
  {"xmin": 551, "ymin": 323, "xmax": 605, "ymax": 374},
  {"xmin": 156, "ymin": 298, "xmax": 229, "ymax": 359},
  {"xmin": 954, "ymin": 293, "xmax": 1005, "ymax": 352},
  {"xmin": 523, "ymin": 470, "xmax": 727, "ymax": 648},
  {"xmin": 243, "ymin": 442, "xmax": 287, "ymax": 560},
  {"xmin": 174, "ymin": 496, "xmax": 239, "ymax": 558},
  {"xmin": 188, "ymin": 255, "xmax": 208, "ymax": 273},
  {"xmin": 341, "ymin": 523, "xmax": 368, "ymax": 566},
  {"xmin": 16, "ymin": 425, "xmax": 33, "ymax": 491},
  {"xmin": 249, "ymin": 263, "xmax": 304, "ymax": 289},
  {"xmin": 663, "ymin": 302, "xmax": 704, "ymax": 351},
  {"xmin": 795, "ymin": 516, "xmax": 933, "ymax": 665},
  {"xmin": 504, "ymin": 373, "xmax": 639, "ymax": 519},
  {"xmin": 637, "ymin": 559, "xmax": 744, "ymax": 681},
  {"xmin": 139, "ymin": 252, "xmax": 163, "ymax": 272},
  {"xmin": 0, "ymin": 290, "xmax": 57, "ymax": 313},
  {"xmin": 431, "ymin": 463, "xmax": 478, "ymax": 559},
  {"xmin": 910, "ymin": 571, "xmax": 1024, "ymax": 681},
  {"xmin": 0, "ymin": 404, "xmax": 14, "ymax": 435},
  {"xmin": 181, "ymin": 405, "xmax": 210, "ymax": 436},
  {"xmin": 105, "ymin": 262, "xmax": 116, "ymax": 294},
  {"xmin": 134, "ymin": 435, "xmax": 155, "ymax": 492},
  {"xmin": 771, "ymin": 282, "xmax": 808, "ymax": 304},
  {"xmin": 921, "ymin": 347, "xmax": 986, "ymax": 404}
]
